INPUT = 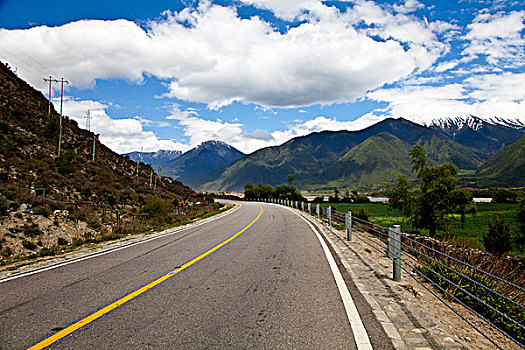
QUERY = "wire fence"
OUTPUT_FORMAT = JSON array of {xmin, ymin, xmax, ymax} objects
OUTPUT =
[{"xmin": 258, "ymin": 198, "xmax": 525, "ymax": 349}]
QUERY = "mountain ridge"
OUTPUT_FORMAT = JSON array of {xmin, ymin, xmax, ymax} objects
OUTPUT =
[
  {"xmin": 197, "ymin": 117, "xmax": 524, "ymax": 191},
  {"xmin": 124, "ymin": 149, "xmax": 182, "ymax": 165},
  {"xmin": 161, "ymin": 140, "xmax": 245, "ymax": 187}
]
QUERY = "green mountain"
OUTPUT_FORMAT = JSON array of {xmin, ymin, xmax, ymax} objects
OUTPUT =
[
  {"xmin": 473, "ymin": 136, "xmax": 525, "ymax": 187},
  {"xmin": 199, "ymin": 118, "xmax": 493, "ymax": 191},
  {"xmin": 306, "ymin": 132, "xmax": 413, "ymax": 189}
]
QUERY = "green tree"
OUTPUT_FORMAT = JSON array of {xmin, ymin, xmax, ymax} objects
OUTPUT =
[
  {"xmin": 244, "ymin": 182, "xmax": 257, "ymax": 200},
  {"xmin": 388, "ymin": 174, "xmax": 414, "ymax": 217},
  {"xmin": 256, "ymin": 183, "xmax": 274, "ymax": 199},
  {"xmin": 450, "ymin": 188, "xmax": 474, "ymax": 229},
  {"xmin": 409, "ymin": 143, "xmax": 428, "ymax": 175},
  {"xmin": 483, "ymin": 217, "xmax": 512, "ymax": 256},
  {"xmin": 516, "ymin": 193, "xmax": 525, "ymax": 250},
  {"xmin": 287, "ymin": 174, "xmax": 295, "ymax": 186},
  {"xmin": 329, "ymin": 188, "xmax": 340, "ymax": 203},
  {"xmin": 410, "ymin": 143, "xmax": 458, "ymax": 237}
]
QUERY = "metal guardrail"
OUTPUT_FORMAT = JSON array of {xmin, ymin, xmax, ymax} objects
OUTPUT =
[{"xmin": 256, "ymin": 198, "xmax": 525, "ymax": 349}]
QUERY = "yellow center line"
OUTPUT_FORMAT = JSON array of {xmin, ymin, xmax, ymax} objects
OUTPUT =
[{"xmin": 28, "ymin": 204, "xmax": 263, "ymax": 350}]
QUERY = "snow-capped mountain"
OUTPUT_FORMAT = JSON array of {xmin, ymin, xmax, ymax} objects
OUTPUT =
[
  {"xmin": 429, "ymin": 115, "xmax": 524, "ymax": 132},
  {"xmin": 428, "ymin": 115, "xmax": 524, "ymax": 155},
  {"xmin": 124, "ymin": 149, "xmax": 182, "ymax": 164}
]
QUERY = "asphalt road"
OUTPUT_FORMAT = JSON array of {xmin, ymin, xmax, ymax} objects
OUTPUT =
[{"xmin": 0, "ymin": 202, "xmax": 390, "ymax": 349}]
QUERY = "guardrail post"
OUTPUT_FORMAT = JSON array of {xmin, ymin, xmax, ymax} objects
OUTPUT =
[
  {"xmin": 301, "ymin": 202, "xmax": 304, "ymax": 211},
  {"xmin": 345, "ymin": 211, "xmax": 352, "ymax": 241},
  {"xmin": 328, "ymin": 206, "xmax": 332, "ymax": 227},
  {"xmin": 308, "ymin": 203, "xmax": 311, "ymax": 215},
  {"xmin": 316, "ymin": 204, "xmax": 320, "ymax": 219},
  {"xmin": 389, "ymin": 225, "xmax": 401, "ymax": 281}
]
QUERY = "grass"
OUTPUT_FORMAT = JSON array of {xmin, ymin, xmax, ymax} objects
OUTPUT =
[{"xmin": 321, "ymin": 202, "xmax": 520, "ymax": 252}]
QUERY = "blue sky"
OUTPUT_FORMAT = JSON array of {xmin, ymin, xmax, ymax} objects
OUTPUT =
[{"xmin": 0, "ymin": 0, "xmax": 524, "ymax": 154}]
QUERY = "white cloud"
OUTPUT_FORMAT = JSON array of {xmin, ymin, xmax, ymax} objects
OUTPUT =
[
  {"xmin": 0, "ymin": 1, "xmax": 443, "ymax": 109},
  {"xmin": 392, "ymin": 0, "xmax": 425, "ymax": 14},
  {"xmin": 239, "ymin": 0, "xmax": 323, "ymax": 20},
  {"xmin": 59, "ymin": 98, "xmax": 189, "ymax": 153},
  {"xmin": 463, "ymin": 10, "xmax": 525, "ymax": 67},
  {"xmin": 466, "ymin": 72, "xmax": 525, "ymax": 101},
  {"xmin": 366, "ymin": 72, "xmax": 525, "ymax": 123},
  {"xmin": 344, "ymin": 0, "xmax": 447, "ymax": 71},
  {"xmin": 168, "ymin": 106, "xmax": 386, "ymax": 154}
]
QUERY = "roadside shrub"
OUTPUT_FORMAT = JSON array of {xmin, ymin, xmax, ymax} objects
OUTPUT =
[
  {"xmin": 483, "ymin": 217, "xmax": 512, "ymax": 256},
  {"xmin": 86, "ymin": 220, "xmax": 101, "ymax": 231},
  {"xmin": 22, "ymin": 224, "xmax": 43, "ymax": 237},
  {"xmin": 1, "ymin": 246, "xmax": 12, "ymax": 257},
  {"xmin": 57, "ymin": 237, "xmax": 68, "ymax": 246},
  {"xmin": 72, "ymin": 238, "xmax": 84, "ymax": 248},
  {"xmin": 38, "ymin": 247, "xmax": 55, "ymax": 257},
  {"xmin": 34, "ymin": 207, "xmax": 51, "ymax": 218},
  {"xmin": 516, "ymin": 194, "xmax": 525, "ymax": 251},
  {"xmin": 22, "ymin": 240, "xmax": 37, "ymax": 250},
  {"xmin": 416, "ymin": 260, "xmax": 524, "ymax": 345},
  {"xmin": 0, "ymin": 201, "xmax": 9, "ymax": 216},
  {"xmin": 43, "ymin": 115, "xmax": 59, "ymax": 139},
  {"xmin": 355, "ymin": 207, "xmax": 370, "ymax": 222},
  {"xmin": 141, "ymin": 196, "xmax": 173, "ymax": 219},
  {"xmin": 112, "ymin": 226, "xmax": 130, "ymax": 235}
]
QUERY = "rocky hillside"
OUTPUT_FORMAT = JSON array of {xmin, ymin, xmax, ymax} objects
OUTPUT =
[{"xmin": 0, "ymin": 61, "xmax": 216, "ymax": 264}]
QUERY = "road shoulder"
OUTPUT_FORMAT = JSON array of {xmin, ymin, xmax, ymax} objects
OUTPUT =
[{"xmin": 294, "ymin": 208, "xmax": 485, "ymax": 350}]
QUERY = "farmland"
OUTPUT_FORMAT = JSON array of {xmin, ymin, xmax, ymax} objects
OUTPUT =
[{"xmin": 321, "ymin": 202, "xmax": 520, "ymax": 252}]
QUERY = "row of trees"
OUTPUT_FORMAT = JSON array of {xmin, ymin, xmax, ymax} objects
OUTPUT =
[
  {"xmin": 388, "ymin": 143, "xmax": 524, "ymax": 254},
  {"xmin": 244, "ymin": 174, "xmax": 305, "ymax": 201}
]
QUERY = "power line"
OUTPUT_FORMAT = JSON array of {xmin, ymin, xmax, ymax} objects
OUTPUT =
[{"xmin": 0, "ymin": 36, "xmax": 59, "ymax": 77}]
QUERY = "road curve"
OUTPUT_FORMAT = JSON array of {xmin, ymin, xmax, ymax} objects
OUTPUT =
[{"xmin": 0, "ymin": 202, "xmax": 388, "ymax": 349}]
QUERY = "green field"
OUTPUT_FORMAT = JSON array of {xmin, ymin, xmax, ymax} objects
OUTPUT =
[{"xmin": 321, "ymin": 202, "xmax": 520, "ymax": 251}]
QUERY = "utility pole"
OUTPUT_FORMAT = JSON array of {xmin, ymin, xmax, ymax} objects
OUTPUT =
[
  {"xmin": 92, "ymin": 134, "xmax": 98, "ymax": 162},
  {"xmin": 43, "ymin": 76, "xmax": 58, "ymax": 116},
  {"xmin": 85, "ymin": 109, "xmax": 91, "ymax": 131},
  {"xmin": 136, "ymin": 147, "xmax": 143, "ymax": 175},
  {"xmin": 57, "ymin": 78, "xmax": 69, "ymax": 157}
]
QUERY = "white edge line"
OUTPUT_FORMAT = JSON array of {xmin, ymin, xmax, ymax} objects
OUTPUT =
[
  {"xmin": 283, "ymin": 205, "xmax": 373, "ymax": 350},
  {"xmin": 0, "ymin": 203, "xmax": 241, "ymax": 284}
]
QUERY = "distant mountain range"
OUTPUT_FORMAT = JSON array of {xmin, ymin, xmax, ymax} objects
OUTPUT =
[
  {"xmin": 127, "ymin": 116, "xmax": 524, "ymax": 191},
  {"xmin": 196, "ymin": 117, "xmax": 524, "ymax": 191},
  {"xmin": 428, "ymin": 115, "xmax": 525, "ymax": 155},
  {"xmin": 124, "ymin": 149, "xmax": 182, "ymax": 165},
  {"xmin": 127, "ymin": 141, "xmax": 245, "ymax": 188}
]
